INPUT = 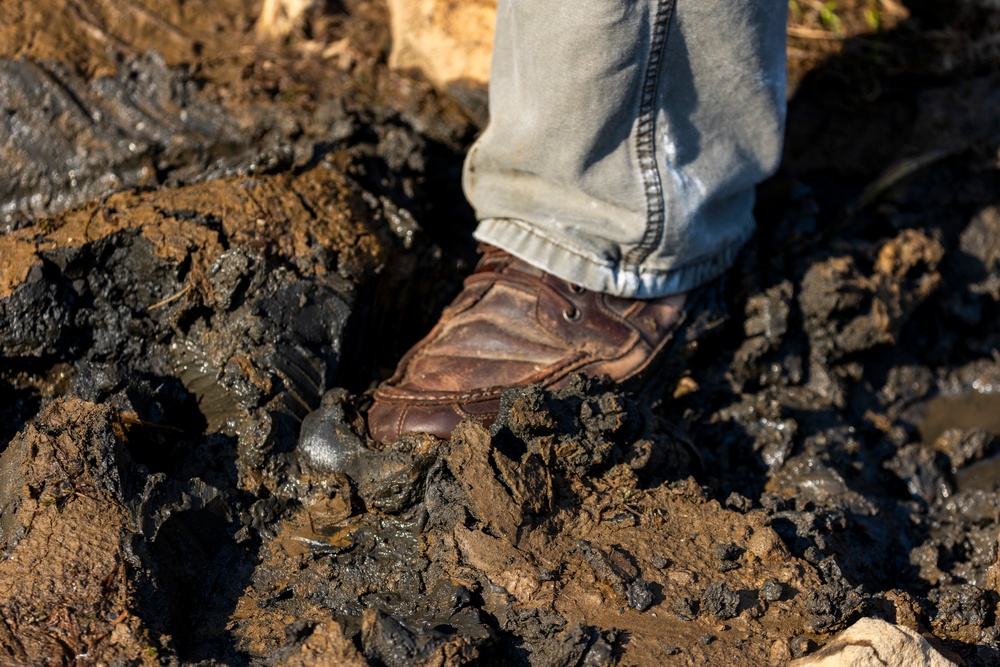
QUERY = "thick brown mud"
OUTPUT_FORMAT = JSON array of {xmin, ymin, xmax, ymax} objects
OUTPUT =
[{"xmin": 2, "ymin": 0, "xmax": 1000, "ymax": 665}]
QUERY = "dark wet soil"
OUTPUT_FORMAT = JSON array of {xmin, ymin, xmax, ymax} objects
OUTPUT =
[{"xmin": 2, "ymin": 0, "xmax": 1000, "ymax": 665}]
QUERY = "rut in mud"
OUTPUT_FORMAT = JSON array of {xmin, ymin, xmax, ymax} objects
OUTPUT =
[{"xmin": 2, "ymin": 0, "xmax": 1000, "ymax": 665}]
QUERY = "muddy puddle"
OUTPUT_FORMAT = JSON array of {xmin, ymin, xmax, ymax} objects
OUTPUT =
[{"xmin": 2, "ymin": 0, "xmax": 1000, "ymax": 665}]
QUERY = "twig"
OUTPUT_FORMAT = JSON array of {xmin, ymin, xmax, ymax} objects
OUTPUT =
[
  {"xmin": 788, "ymin": 25, "xmax": 843, "ymax": 40},
  {"xmin": 147, "ymin": 284, "xmax": 191, "ymax": 311},
  {"xmin": 118, "ymin": 414, "xmax": 185, "ymax": 432},
  {"xmin": 83, "ymin": 202, "xmax": 105, "ymax": 243},
  {"xmin": 853, "ymin": 148, "xmax": 959, "ymax": 213}
]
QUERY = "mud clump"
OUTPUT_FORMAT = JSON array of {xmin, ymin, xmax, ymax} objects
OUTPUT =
[
  {"xmin": 574, "ymin": 540, "xmax": 655, "ymax": 612},
  {"xmin": 0, "ymin": 161, "xmax": 409, "ymax": 662},
  {"xmin": 701, "ymin": 582, "xmax": 742, "ymax": 620},
  {"xmin": 225, "ymin": 378, "xmax": 828, "ymax": 664},
  {"xmin": 0, "ymin": 167, "xmax": 388, "ymax": 488}
]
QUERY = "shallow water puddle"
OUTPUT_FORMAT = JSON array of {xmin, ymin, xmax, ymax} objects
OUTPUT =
[
  {"xmin": 954, "ymin": 455, "xmax": 1000, "ymax": 492},
  {"xmin": 920, "ymin": 392, "xmax": 1000, "ymax": 446},
  {"xmin": 921, "ymin": 391, "xmax": 1000, "ymax": 492}
]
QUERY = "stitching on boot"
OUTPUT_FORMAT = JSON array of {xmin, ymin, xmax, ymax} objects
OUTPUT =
[{"xmin": 375, "ymin": 357, "xmax": 594, "ymax": 403}]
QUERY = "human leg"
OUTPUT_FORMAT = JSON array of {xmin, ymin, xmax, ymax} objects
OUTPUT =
[
  {"xmin": 368, "ymin": 0, "xmax": 788, "ymax": 442},
  {"xmin": 467, "ymin": 0, "xmax": 787, "ymax": 299}
]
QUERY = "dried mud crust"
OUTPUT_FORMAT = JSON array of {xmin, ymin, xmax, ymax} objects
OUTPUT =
[{"xmin": 0, "ymin": 399, "xmax": 151, "ymax": 666}]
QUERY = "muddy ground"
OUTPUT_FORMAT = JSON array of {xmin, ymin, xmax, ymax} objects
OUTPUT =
[{"xmin": 1, "ymin": 0, "xmax": 1000, "ymax": 665}]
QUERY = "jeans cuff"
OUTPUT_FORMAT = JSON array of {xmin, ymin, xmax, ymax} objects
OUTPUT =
[{"xmin": 473, "ymin": 217, "xmax": 751, "ymax": 299}]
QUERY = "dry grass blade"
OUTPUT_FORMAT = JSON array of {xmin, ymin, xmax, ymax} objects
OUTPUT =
[
  {"xmin": 788, "ymin": 25, "xmax": 844, "ymax": 40},
  {"xmin": 855, "ymin": 148, "xmax": 961, "ymax": 213},
  {"xmin": 146, "ymin": 283, "xmax": 191, "ymax": 311}
]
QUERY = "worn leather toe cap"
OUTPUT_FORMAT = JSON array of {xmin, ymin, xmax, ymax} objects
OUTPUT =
[
  {"xmin": 367, "ymin": 400, "xmax": 460, "ymax": 442},
  {"xmin": 367, "ymin": 396, "xmax": 500, "ymax": 443}
]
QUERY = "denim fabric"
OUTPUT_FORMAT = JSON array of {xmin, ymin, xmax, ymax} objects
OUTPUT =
[{"xmin": 463, "ymin": 0, "xmax": 787, "ymax": 298}]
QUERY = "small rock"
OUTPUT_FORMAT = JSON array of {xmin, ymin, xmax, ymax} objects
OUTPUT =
[
  {"xmin": 760, "ymin": 578, "xmax": 785, "ymax": 602},
  {"xmin": 713, "ymin": 542, "xmax": 743, "ymax": 571},
  {"xmin": 790, "ymin": 636, "xmax": 816, "ymax": 658},
  {"xmin": 770, "ymin": 638, "xmax": 793, "ymax": 663},
  {"xmin": 626, "ymin": 580, "xmax": 654, "ymax": 612},
  {"xmin": 672, "ymin": 597, "xmax": 698, "ymax": 618},
  {"xmin": 651, "ymin": 555, "xmax": 672, "ymax": 569},
  {"xmin": 803, "ymin": 546, "xmax": 824, "ymax": 564},
  {"xmin": 702, "ymin": 582, "xmax": 740, "ymax": 620},
  {"xmin": 256, "ymin": 0, "xmax": 321, "ymax": 38},
  {"xmin": 788, "ymin": 617, "xmax": 958, "ymax": 667},
  {"xmin": 713, "ymin": 542, "xmax": 741, "ymax": 561},
  {"xmin": 885, "ymin": 443, "xmax": 952, "ymax": 505},
  {"xmin": 663, "ymin": 646, "xmax": 681, "ymax": 655},
  {"xmin": 748, "ymin": 526, "xmax": 788, "ymax": 561},
  {"xmin": 933, "ymin": 427, "xmax": 994, "ymax": 469},
  {"xmin": 725, "ymin": 492, "xmax": 752, "ymax": 512},
  {"xmin": 387, "ymin": 0, "xmax": 494, "ymax": 115},
  {"xmin": 581, "ymin": 637, "xmax": 615, "ymax": 667}
]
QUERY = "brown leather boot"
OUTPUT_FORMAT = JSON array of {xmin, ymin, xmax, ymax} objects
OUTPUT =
[{"xmin": 367, "ymin": 246, "xmax": 686, "ymax": 443}]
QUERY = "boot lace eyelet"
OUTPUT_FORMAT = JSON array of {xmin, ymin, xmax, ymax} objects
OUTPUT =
[{"xmin": 563, "ymin": 307, "xmax": 582, "ymax": 322}]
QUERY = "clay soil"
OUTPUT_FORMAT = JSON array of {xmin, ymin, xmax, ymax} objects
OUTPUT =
[{"xmin": 1, "ymin": 1, "xmax": 1000, "ymax": 665}]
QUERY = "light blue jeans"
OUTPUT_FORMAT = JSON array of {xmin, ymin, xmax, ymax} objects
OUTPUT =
[{"xmin": 463, "ymin": 0, "xmax": 787, "ymax": 298}]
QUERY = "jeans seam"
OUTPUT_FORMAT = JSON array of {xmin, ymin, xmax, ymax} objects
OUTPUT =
[{"xmin": 623, "ymin": 0, "xmax": 677, "ymax": 278}]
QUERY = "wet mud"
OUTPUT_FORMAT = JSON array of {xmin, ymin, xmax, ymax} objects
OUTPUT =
[{"xmin": 2, "ymin": 0, "xmax": 1000, "ymax": 665}]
